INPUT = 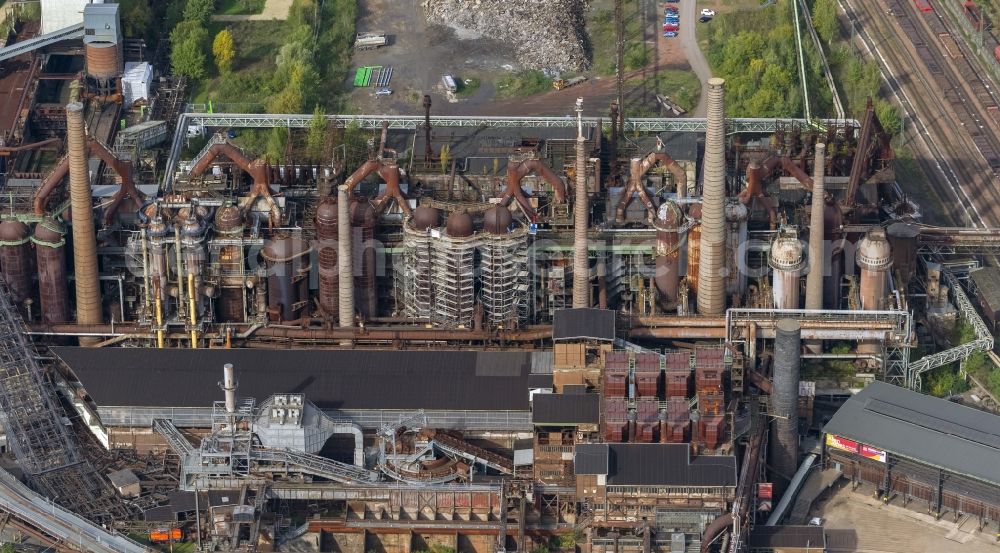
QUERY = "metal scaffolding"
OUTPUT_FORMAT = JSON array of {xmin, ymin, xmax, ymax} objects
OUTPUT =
[
  {"xmin": 433, "ymin": 233, "xmax": 480, "ymax": 327},
  {"xmin": 401, "ymin": 225, "xmax": 436, "ymax": 320},
  {"xmin": 480, "ymin": 229, "xmax": 529, "ymax": 329}
]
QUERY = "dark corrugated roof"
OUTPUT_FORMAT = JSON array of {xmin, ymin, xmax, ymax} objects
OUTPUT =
[
  {"xmin": 823, "ymin": 381, "xmax": 1000, "ymax": 486},
  {"xmin": 553, "ymin": 309, "xmax": 615, "ymax": 342},
  {"xmin": 532, "ymin": 393, "xmax": 600, "ymax": 425},
  {"xmin": 748, "ymin": 526, "xmax": 825, "ymax": 549},
  {"xmin": 574, "ymin": 443, "xmax": 736, "ymax": 487},
  {"xmin": 55, "ymin": 347, "xmax": 536, "ymax": 411},
  {"xmin": 971, "ymin": 267, "xmax": 1000, "ymax": 314},
  {"xmin": 575, "ymin": 443, "xmax": 610, "ymax": 474}
]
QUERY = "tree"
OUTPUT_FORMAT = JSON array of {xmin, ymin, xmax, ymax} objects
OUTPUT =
[
  {"xmin": 812, "ymin": 0, "xmax": 839, "ymax": 44},
  {"xmin": 212, "ymin": 29, "xmax": 235, "ymax": 74},
  {"xmin": 170, "ymin": 21, "xmax": 209, "ymax": 79},
  {"xmin": 306, "ymin": 106, "xmax": 327, "ymax": 160},
  {"xmin": 184, "ymin": 0, "xmax": 215, "ymax": 25}
]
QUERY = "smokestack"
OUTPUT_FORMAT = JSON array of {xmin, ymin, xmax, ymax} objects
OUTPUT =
[
  {"xmin": 572, "ymin": 97, "xmax": 590, "ymax": 309},
  {"xmin": 66, "ymin": 102, "xmax": 102, "ymax": 342},
  {"xmin": 337, "ymin": 185, "xmax": 354, "ymax": 327},
  {"xmin": 769, "ymin": 227, "xmax": 805, "ymax": 310},
  {"xmin": 770, "ymin": 318, "xmax": 801, "ymax": 498},
  {"xmin": 697, "ymin": 78, "xmax": 727, "ymax": 315},
  {"xmin": 222, "ymin": 363, "xmax": 237, "ymax": 414},
  {"xmin": 805, "ymin": 143, "xmax": 826, "ymax": 310}
]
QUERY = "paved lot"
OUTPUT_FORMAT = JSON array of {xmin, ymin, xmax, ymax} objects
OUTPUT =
[
  {"xmin": 213, "ymin": 0, "xmax": 293, "ymax": 21},
  {"xmin": 810, "ymin": 482, "xmax": 1000, "ymax": 552}
]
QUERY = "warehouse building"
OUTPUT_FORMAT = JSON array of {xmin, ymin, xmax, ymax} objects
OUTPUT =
[{"xmin": 822, "ymin": 381, "xmax": 1000, "ymax": 528}]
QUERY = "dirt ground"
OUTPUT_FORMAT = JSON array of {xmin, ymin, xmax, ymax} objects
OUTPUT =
[
  {"xmin": 350, "ymin": 0, "xmax": 699, "ymax": 117},
  {"xmin": 810, "ymin": 480, "xmax": 1000, "ymax": 552}
]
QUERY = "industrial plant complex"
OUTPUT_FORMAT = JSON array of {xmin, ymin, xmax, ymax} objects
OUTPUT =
[{"xmin": 0, "ymin": 1, "xmax": 996, "ymax": 552}]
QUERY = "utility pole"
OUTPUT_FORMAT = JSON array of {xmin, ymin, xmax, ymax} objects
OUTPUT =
[{"xmin": 615, "ymin": 0, "xmax": 625, "ymax": 131}]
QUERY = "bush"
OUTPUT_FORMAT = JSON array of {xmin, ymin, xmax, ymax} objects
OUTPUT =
[
  {"xmin": 212, "ymin": 29, "xmax": 235, "ymax": 74},
  {"xmin": 495, "ymin": 70, "xmax": 551, "ymax": 99},
  {"xmin": 171, "ymin": 21, "xmax": 209, "ymax": 79}
]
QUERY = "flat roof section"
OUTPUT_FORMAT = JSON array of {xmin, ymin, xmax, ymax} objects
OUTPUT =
[
  {"xmin": 575, "ymin": 443, "xmax": 736, "ymax": 487},
  {"xmin": 54, "ymin": 347, "xmax": 545, "ymax": 412},
  {"xmin": 553, "ymin": 308, "xmax": 615, "ymax": 342},
  {"xmin": 823, "ymin": 381, "xmax": 1000, "ymax": 486},
  {"xmin": 532, "ymin": 393, "xmax": 600, "ymax": 425}
]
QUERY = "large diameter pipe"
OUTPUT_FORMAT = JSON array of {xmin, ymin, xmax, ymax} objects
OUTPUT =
[
  {"xmin": 66, "ymin": 102, "xmax": 102, "ymax": 343},
  {"xmin": 223, "ymin": 363, "xmax": 237, "ymax": 414},
  {"xmin": 572, "ymin": 98, "xmax": 589, "ymax": 308},
  {"xmin": 770, "ymin": 319, "xmax": 801, "ymax": 498},
  {"xmin": 337, "ymin": 185, "xmax": 354, "ymax": 327},
  {"xmin": 805, "ymin": 143, "xmax": 826, "ymax": 310},
  {"xmin": 697, "ymin": 78, "xmax": 727, "ymax": 315}
]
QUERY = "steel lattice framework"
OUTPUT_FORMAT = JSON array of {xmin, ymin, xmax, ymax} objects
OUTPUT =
[
  {"xmin": 907, "ymin": 270, "xmax": 994, "ymax": 389},
  {"xmin": 165, "ymin": 112, "xmax": 859, "ymax": 188}
]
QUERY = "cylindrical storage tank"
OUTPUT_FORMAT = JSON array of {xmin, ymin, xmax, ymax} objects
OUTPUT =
[
  {"xmin": 482, "ymin": 206, "xmax": 512, "ymax": 235},
  {"xmin": 770, "ymin": 319, "xmax": 801, "ymax": 499},
  {"xmin": 856, "ymin": 228, "xmax": 893, "ymax": 311},
  {"xmin": 886, "ymin": 221, "xmax": 919, "ymax": 289},
  {"xmin": 33, "ymin": 219, "xmax": 70, "ymax": 324},
  {"xmin": 769, "ymin": 228, "xmax": 805, "ymax": 310},
  {"xmin": 86, "ymin": 43, "xmax": 120, "ymax": 81},
  {"xmin": 147, "ymin": 216, "xmax": 170, "ymax": 309},
  {"xmin": 0, "ymin": 221, "xmax": 32, "ymax": 307},
  {"xmin": 350, "ymin": 200, "xmax": 377, "ymax": 320},
  {"xmin": 261, "ymin": 233, "xmax": 312, "ymax": 321},
  {"xmin": 181, "ymin": 216, "xmax": 207, "ymax": 316},
  {"xmin": 315, "ymin": 197, "xmax": 339, "ymax": 318},
  {"xmin": 655, "ymin": 200, "xmax": 683, "ymax": 311},
  {"xmin": 725, "ymin": 201, "xmax": 749, "ymax": 298}
]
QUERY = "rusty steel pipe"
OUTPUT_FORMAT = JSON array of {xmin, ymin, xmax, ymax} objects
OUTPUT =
[
  {"xmin": 616, "ymin": 151, "xmax": 686, "ymax": 223},
  {"xmin": 343, "ymin": 158, "xmax": 412, "ymax": 216},
  {"xmin": 502, "ymin": 156, "xmax": 567, "ymax": 220},
  {"xmin": 32, "ymin": 156, "xmax": 69, "ymax": 215},
  {"xmin": 66, "ymin": 102, "xmax": 102, "ymax": 343}
]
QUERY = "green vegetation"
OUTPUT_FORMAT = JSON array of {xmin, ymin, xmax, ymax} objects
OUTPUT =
[
  {"xmin": 628, "ymin": 70, "xmax": 702, "ymax": 112},
  {"xmin": 212, "ymin": 28, "xmax": 235, "ymax": 74},
  {"xmin": 588, "ymin": 2, "xmax": 646, "ymax": 76},
  {"xmin": 456, "ymin": 77, "xmax": 482, "ymax": 98},
  {"xmin": 413, "ymin": 546, "xmax": 455, "ymax": 553},
  {"xmin": 171, "ymin": 20, "xmax": 210, "ymax": 79},
  {"xmin": 950, "ymin": 320, "xmax": 1000, "ymax": 399},
  {"xmin": 305, "ymin": 106, "xmax": 326, "ymax": 160},
  {"xmin": 495, "ymin": 70, "xmax": 551, "ymax": 99},
  {"xmin": 218, "ymin": 0, "xmax": 266, "ymax": 15},
  {"xmin": 705, "ymin": 1, "xmax": 832, "ymax": 117}
]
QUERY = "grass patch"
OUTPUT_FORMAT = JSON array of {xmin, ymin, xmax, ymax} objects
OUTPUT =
[
  {"xmin": 218, "ymin": 0, "xmax": 265, "ymax": 15},
  {"xmin": 189, "ymin": 20, "xmax": 284, "ymax": 107},
  {"xmin": 495, "ymin": 70, "xmax": 551, "ymax": 99},
  {"xmin": 628, "ymin": 69, "xmax": 701, "ymax": 112},
  {"xmin": 588, "ymin": 2, "xmax": 647, "ymax": 76},
  {"xmin": 456, "ymin": 77, "xmax": 481, "ymax": 98}
]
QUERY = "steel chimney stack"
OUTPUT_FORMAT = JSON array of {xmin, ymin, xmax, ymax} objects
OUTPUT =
[
  {"xmin": 770, "ymin": 318, "xmax": 801, "ymax": 498},
  {"xmin": 573, "ymin": 97, "xmax": 590, "ymax": 308},
  {"xmin": 805, "ymin": 143, "xmax": 826, "ymax": 310},
  {"xmin": 66, "ymin": 102, "xmax": 102, "ymax": 342},
  {"xmin": 222, "ymin": 363, "xmax": 237, "ymax": 414},
  {"xmin": 337, "ymin": 185, "xmax": 354, "ymax": 327},
  {"xmin": 697, "ymin": 78, "xmax": 727, "ymax": 315}
]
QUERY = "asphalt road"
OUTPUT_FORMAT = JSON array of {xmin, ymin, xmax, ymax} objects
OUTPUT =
[{"xmin": 679, "ymin": 0, "xmax": 713, "ymax": 116}]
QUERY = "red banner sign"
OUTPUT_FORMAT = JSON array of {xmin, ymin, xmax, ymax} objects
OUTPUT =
[
  {"xmin": 859, "ymin": 443, "xmax": 887, "ymax": 463},
  {"xmin": 825, "ymin": 434, "xmax": 886, "ymax": 463},
  {"xmin": 758, "ymin": 482, "xmax": 773, "ymax": 499}
]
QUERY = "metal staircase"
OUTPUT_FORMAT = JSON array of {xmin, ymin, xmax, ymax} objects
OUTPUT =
[
  {"xmin": 251, "ymin": 447, "xmax": 380, "ymax": 484},
  {"xmin": 151, "ymin": 418, "xmax": 195, "ymax": 457}
]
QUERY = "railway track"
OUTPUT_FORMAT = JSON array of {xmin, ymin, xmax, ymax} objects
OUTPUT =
[{"xmin": 841, "ymin": 0, "xmax": 1000, "ymax": 226}]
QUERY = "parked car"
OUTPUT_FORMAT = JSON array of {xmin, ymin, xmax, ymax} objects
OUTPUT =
[
  {"xmin": 701, "ymin": 8, "xmax": 716, "ymax": 16},
  {"xmin": 663, "ymin": 22, "xmax": 679, "ymax": 31},
  {"xmin": 664, "ymin": 6, "xmax": 678, "ymax": 14},
  {"xmin": 699, "ymin": 15, "xmax": 713, "ymax": 22},
  {"xmin": 664, "ymin": 30, "xmax": 678, "ymax": 37},
  {"xmin": 375, "ymin": 88, "xmax": 393, "ymax": 96}
]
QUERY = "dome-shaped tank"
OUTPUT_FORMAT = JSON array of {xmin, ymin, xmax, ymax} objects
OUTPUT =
[
  {"xmin": 770, "ymin": 227, "xmax": 805, "ymax": 310},
  {"xmin": 315, "ymin": 197, "xmax": 339, "ymax": 233},
  {"xmin": 181, "ymin": 215, "xmax": 204, "ymax": 239},
  {"xmin": 314, "ymin": 196, "xmax": 339, "ymax": 318},
  {"xmin": 33, "ymin": 218, "xmax": 65, "ymax": 244},
  {"xmin": 214, "ymin": 204, "xmax": 243, "ymax": 233},
  {"xmin": 483, "ymin": 206, "xmax": 513, "ymax": 235},
  {"xmin": 725, "ymin": 201, "xmax": 748, "ymax": 222},
  {"xmin": 445, "ymin": 211, "xmax": 474, "ymax": 238},
  {"xmin": 350, "ymin": 199, "xmax": 376, "ymax": 228},
  {"xmin": 0, "ymin": 220, "xmax": 28, "ymax": 242},
  {"xmin": 856, "ymin": 228, "xmax": 893, "ymax": 272},
  {"xmin": 262, "ymin": 233, "xmax": 312, "ymax": 322},
  {"xmin": 148, "ymin": 215, "xmax": 169, "ymax": 238},
  {"xmin": 411, "ymin": 205, "xmax": 441, "ymax": 231},
  {"xmin": 823, "ymin": 196, "xmax": 843, "ymax": 235}
]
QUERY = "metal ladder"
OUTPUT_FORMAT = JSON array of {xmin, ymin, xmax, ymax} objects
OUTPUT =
[{"xmin": 151, "ymin": 418, "xmax": 195, "ymax": 457}]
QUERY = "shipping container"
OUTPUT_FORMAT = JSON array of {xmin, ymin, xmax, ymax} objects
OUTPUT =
[
  {"xmin": 635, "ymin": 353, "xmax": 661, "ymax": 371},
  {"xmin": 150, "ymin": 529, "xmax": 183, "ymax": 543},
  {"xmin": 605, "ymin": 351, "xmax": 629, "ymax": 371},
  {"xmin": 914, "ymin": 0, "xmax": 932, "ymax": 12},
  {"xmin": 665, "ymin": 351, "xmax": 690, "ymax": 369}
]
